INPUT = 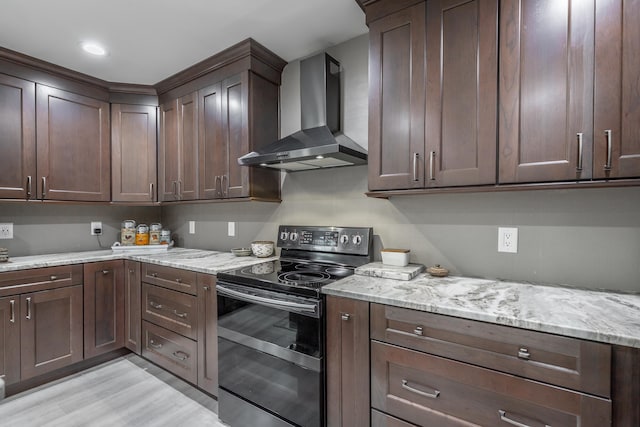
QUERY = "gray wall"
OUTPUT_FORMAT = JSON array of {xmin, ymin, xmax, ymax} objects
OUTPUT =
[
  {"xmin": 0, "ymin": 204, "xmax": 160, "ymax": 256},
  {"xmin": 2, "ymin": 34, "xmax": 638, "ymax": 292}
]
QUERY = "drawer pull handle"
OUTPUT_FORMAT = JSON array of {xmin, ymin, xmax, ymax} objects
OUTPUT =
[
  {"xmin": 341, "ymin": 313, "xmax": 350, "ymax": 321},
  {"xmin": 149, "ymin": 301, "xmax": 163, "ymax": 310},
  {"xmin": 517, "ymin": 347, "xmax": 530, "ymax": 360},
  {"xmin": 151, "ymin": 272, "xmax": 158, "ymax": 278},
  {"xmin": 173, "ymin": 310, "xmax": 188, "ymax": 319},
  {"xmin": 172, "ymin": 351, "xmax": 189, "ymax": 361},
  {"xmin": 498, "ymin": 410, "xmax": 551, "ymax": 427},
  {"xmin": 26, "ymin": 297, "xmax": 32, "ymax": 320},
  {"xmin": 401, "ymin": 379, "xmax": 440, "ymax": 399},
  {"xmin": 50, "ymin": 275, "xmax": 58, "ymax": 281},
  {"xmin": 102, "ymin": 270, "xmax": 110, "ymax": 275},
  {"xmin": 413, "ymin": 326, "xmax": 423, "ymax": 336},
  {"xmin": 175, "ymin": 278, "xmax": 182, "ymax": 283},
  {"xmin": 604, "ymin": 129, "xmax": 612, "ymax": 170},
  {"xmin": 129, "ymin": 269, "xmax": 135, "ymax": 274},
  {"xmin": 149, "ymin": 339, "xmax": 162, "ymax": 349},
  {"xmin": 203, "ymin": 286, "xmax": 210, "ymax": 291}
]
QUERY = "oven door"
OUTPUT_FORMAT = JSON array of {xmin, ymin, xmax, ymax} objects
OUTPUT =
[{"xmin": 217, "ymin": 281, "xmax": 324, "ymax": 427}]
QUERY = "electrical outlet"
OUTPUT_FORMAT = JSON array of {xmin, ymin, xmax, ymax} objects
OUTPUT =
[
  {"xmin": 228, "ymin": 222, "xmax": 236, "ymax": 237},
  {"xmin": 498, "ymin": 227, "xmax": 518, "ymax": 253},
  {"xmin": 0, "ymin": 223, "xmax": 13, "ymax": 239},
  {"xmin": 90, "ymin": 221, "xmax": 103, "ymax": 236},
  {"xmin": 189, "ymin": 221, "xmax": 196, "ymax": 234}
]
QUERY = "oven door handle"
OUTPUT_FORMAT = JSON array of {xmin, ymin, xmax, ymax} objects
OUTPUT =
[{"xmin": 217, "ymin": 284, "xmax": 318, "ymax": 316}]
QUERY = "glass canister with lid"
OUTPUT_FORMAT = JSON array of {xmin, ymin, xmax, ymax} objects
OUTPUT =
[
  {"xmin": 160, "ymin": 229, "xmax": 171, "ymax": 245},
  {"xmin": 149, "ymin": 223, "xmax": 162, "ymax": 245},
  {"xmin": 135, "ymin": 224, "xmax": 150, "ymax": 245},
  {"xmin": 121, "ymin": 220, "xmax": 136, "ymax": 246}
]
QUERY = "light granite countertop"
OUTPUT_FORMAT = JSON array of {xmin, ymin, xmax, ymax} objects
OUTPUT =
[
  {"xmin": 0, "ymin": 248, "xmax": 276, "ymax": 275},
  {"xmin": 322, "ymin": 273, "xmax": 640, "ymax": 349}
]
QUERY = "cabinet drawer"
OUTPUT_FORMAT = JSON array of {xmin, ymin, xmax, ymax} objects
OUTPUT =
[
  {"xmin": 371, "ymin": 409, "xmax": 417, "ymax": 427},
  {"xmin": 142, "ymin": 321, "xmax": 197, "ymax": 384},
  {"xmin": 141, "ymin": 263, "xmax": 197, "ymax": 295},
  {"xmin": 0, "ymin": 265, "xmax": 83, "ymax": 297},
  {"xmin": 371, "ymin": 341, "xmax": 611, "ymax": 427},
  {"xmin": 370, "ymin": 303, "xmax": 611, "ymax": 397},
  {"xmin": 142, "ymin": 283, "xmax": 197, "ymax": 339}
]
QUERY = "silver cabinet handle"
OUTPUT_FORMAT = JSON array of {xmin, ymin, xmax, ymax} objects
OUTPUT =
[
  {"xmin": 517, "ymin": 347, "xmax": 531, "ymax": 360},
  {"xmin": 149, "ymin": 339, "xmax": 162, "ymax": 349},
  {"xmin": 26, "ymin": 175, "xmax": 32, "ymax": 199},
  {"xmin": 102, "ymin": 270, "xmax": 110, "ymax": 275},
  {"xmin": 173, "ymin": 310, "xmax": 187, "ymax": 319},
  {"xmin": 498, "ymin": 410, "xmax": 551, "ymax": 427},
  {"xmin": 175, "ymin": 278, "xmax": 182, "ymax": 283},
  {"xmin": 172, "ymin": 350, "xmax": 189, "ymax": 361},
  {"xmin": 576, "ymin": 133, "xmax": 583, "ymax": 171},
  {"xmin": 604, "ymin": 129, "xmax": 612, "ymax": 170},
  {"xmin": 203, "ymin": 286, "xmax": 210, "ymax": 291},
  {"xmin": 149, "ymin": 301, "xmax": 163, "ymax": 310},
  {"xmin": 429, "ymin": 151, "xmax": 436, "ymax": 181},
  {"xmin": 151, "ymin": 272, "xmax": 158, "ymax": 278},
  {"xmin": 26, "ymin": 297, "xmax": 32, "ymax": 320},
  {"xmin": 172, "ymin": 181, "xmax": 178, "ymax": 199},
  {"xmin": 413, "ymin": 326, "xmax": 423, "ymax": 336},
  {"xmin": 221, "ymin": 175, "xmax": 228, "ymax": 197},
  {"xmin": 149, "ymin": 182, "xmax": 154, "ymax": 200},
  {"xmin": 50, "ymin": 275, "xmax": 58, "ymax": 281},
  {"xmin": 129, "ymin": 269, "xmax": 135, "ymax": 274},
  {"xmin": 341, "ymin": 313, "xmax": 351, "ymax": 321},
  {"xmin": 215, "ymin": 176, "xmax": 222, "ymax": 198},
  {"xmin": 177, "ymin": 180, "xmax": 182, "ymax": 198},
  {"xmin": 9, "ymin": 300, "xmax": 15, "ymax": 323},
  {"xmin": 412, "ymin": 153, "xmax": 419, "ymax": 182},
  {"xmin": 41, "ymin": 176, "xmax": 47, "ymax": 199},
  {"xmin": 401, "ymin": 379, "xmax": 440, "ymax": 399}
]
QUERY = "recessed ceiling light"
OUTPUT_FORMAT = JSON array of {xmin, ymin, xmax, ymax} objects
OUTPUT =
[{"xmin": 81, "ymin": 42, "xmax": 107, "ymax": 56}]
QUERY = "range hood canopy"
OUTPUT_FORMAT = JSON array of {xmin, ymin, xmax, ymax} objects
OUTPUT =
[{"xmin": 238, "ymin": 53, "xmax": 367, "ymax": 171}]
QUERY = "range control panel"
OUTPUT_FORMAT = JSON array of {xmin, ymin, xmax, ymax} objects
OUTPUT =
[{"xmin": 277, "ymin": 225, "xmax": 373, "ymax": 256}]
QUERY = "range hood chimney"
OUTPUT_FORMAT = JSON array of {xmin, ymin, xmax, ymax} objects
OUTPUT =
[{"xmin": 238, "ymin": 53, "xmax": 367, "ymax": 171}]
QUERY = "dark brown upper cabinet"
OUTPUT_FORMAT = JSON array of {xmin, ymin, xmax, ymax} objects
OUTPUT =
[
  {"xmin": 0, "ymin": 73, "xmax": 36, "ymax": 200},
  {"xmin": 593, "ymin": 0, "xmax": 640, "ymax": 179},
  {"xmin": 159, "ymin": 93, "xmax": 198, "ymax": 202},
  {"xmin": 367, "ymin": 2, "xmax": 426, "ymax": 191},
  {"xmin": 36, "ymin": 84, "xmax": 111, "ymax": 201},
  {"xmin": 499, "ymin": 0, "xmax": 596, "ymax": 184},
  {"xmin": 111, "ymin": 104, "xmax": 158, "ymax": 203},
  {"xmin": 198, "ymin": 72, "xmax": 280, "ymax": 200},
  {"xmin": 425, "ymin": 0, "xmax": 498, "ymax": 187}
]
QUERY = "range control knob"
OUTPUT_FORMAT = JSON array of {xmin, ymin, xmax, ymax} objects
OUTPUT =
[
  {"xmin": 352, "ymin": 235, "xmax": 362, "ymax": 245},
  {"xmin": 280, "ymin": 231, "xmax": 289, "ymax": 241},
  {"xmin": 339, "ymin": 234, "xmax": 349, "ymax": 245},
  {"xmin": 289, "ymin": 232, "xmax": 298, "ymax": 242}
]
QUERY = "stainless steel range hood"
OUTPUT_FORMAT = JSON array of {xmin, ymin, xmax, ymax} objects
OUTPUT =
[{"xmin": 238, "ymin": 53, "xmax": 367, "ymax": 171}]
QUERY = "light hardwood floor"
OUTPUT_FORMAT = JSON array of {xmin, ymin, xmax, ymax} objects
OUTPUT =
[{"xmin": 0, "ymin": 354, "xmax": 227, "ymax": 427}]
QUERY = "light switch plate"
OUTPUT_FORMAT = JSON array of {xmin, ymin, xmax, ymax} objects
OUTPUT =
[
  {"xmin": 228, "ymin": 222, "xmax": 236, "ymax": 237},
  {"xmin": 189, "ymin": 221, "xmax": 196, "ymax": 234},
  {"xmin": 0, "ymin": 223, "xmax": 13, "ymax": 239}
]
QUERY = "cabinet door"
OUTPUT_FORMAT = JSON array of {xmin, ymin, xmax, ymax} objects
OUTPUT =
[
  {"xmin": 124, "ymin": 260, "xmax": 141, "ymax": 355},
  {"xmin": 594, "ymin": 0, "xmax": 640, "ymax": 179},
  {"xmin": 178, "ymin": 92, "xmax": 198, "ymax": 200},
  {"xmin": 499, "ymin": 0, "xmax": 595, "ymax": 183},
  {"xmin": 36, "ymin": 85, "xmax": 110, "ymax": 201},
  {"xmin": 425, "ymin": 0, "xmax": 497, "ymax": 187},
  {"xmin": 159, "ymin": 99, "xmax": 180, "ymax": 201},
  {"xmin": 197, "ymin": 274, "xmax": 217, "ymax": 395},
  {"xmin": 0, "ymin": 74, "xmax": 36, "ymax": 200},
  {"xmin": 21, "ymin": 285, "xmax": 83, "ymax": 380},
  {"xmin": 84, "ymin": 261, "xmax": 125, "ymax": 358},
  {"xmin": 111, "ymin": 104, "xmax": 157, "ymax": 202},
  {"xmin": 326, "ymin": 296, "xmax": 370, "ymax": 427},
  {"xmin": 222, "ymin": 73, "xmax": 250, "ymax": 198},
  {"xmin": 198, "ymin": 82, "xmax": 225, "ymax": 199},
  {"xmin": 0, "ymin": 296, "xmax": 20, "ymax": 385},
  {"xmin": 368, "ymin": 2, "xmax": 426, "ymax": 190}
]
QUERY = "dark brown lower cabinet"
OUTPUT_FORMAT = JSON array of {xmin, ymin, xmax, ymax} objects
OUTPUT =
[
  {"xmin": 124, "ymin": 260, "xmax": 141, "ymax": 354},
  {"xmin": 197, "ymin": 273, "xmax": 217, "ymax": 396},
  {"xmin": 326, "ymin": 296, "xmax": 370, "ymax": 427},
  {"xmin": 84, "ymin": 261, "xmax": 125, "ymax": 359},
  {"xmin": 0, "ymin": 296, "xmax": 21, "ymax": 384},
  {"xmin": 21, "ymin": 285, "xmax": 84, "ymax": 380}
]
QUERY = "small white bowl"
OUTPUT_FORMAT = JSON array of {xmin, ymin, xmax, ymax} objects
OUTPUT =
[
  {"xmin": 251, "ymin": 241, "xmax": 275, "ymax": 258},
  {"xmin": 231, "ymin": 248, "xmax": 252, "ymax": 257},
  {"xmin": 381, "ymin": 249, "xmax": 410, "ymax": 267}
]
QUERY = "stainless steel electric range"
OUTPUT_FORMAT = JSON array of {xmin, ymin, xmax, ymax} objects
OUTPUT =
[{"xmin": 216, "ymin": 225, "xmax": 373, "ymax": 427}]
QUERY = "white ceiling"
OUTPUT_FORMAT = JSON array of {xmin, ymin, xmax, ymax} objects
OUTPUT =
[{"xmin": 0, "ymin": 0, "xmax": 367, "ymax": 85}]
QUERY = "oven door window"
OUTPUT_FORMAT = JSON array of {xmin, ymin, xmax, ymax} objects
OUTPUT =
[{"xmin": 217, "ymin": 282, "xmax": 323, "ymax": 427}]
